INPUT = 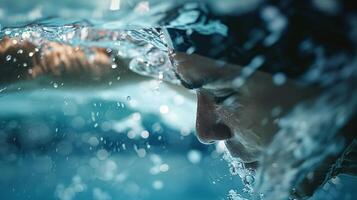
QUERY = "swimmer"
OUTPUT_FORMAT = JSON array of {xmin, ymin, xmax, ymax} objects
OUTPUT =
[
  {"xmin": 164, "ymin": 1, "xmax": 357, "ymax": 198},
  {"xmin": 1, "ymin": 1, "xmax": 356, "ymax": 198},
  {"xmin": 1, "ymin": 34, "xmax": 355, "ymax": 199}
]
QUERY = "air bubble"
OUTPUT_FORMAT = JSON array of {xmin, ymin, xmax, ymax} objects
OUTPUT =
[{"xmin": 243, "ymin": 174, "xmax": 255, "ymax": 186}]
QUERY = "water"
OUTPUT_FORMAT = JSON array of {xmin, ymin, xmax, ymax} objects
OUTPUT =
[
  {"xmin": 1, "ymin": 1, "xmax": 357, "ymax": 200},
  {"xmin": 0, "ymin": 80, "xmax": 244, "ymax": 200},
  {"xmin": 255, "ymin": 80, "xmax": 357, "ymax": 200}
]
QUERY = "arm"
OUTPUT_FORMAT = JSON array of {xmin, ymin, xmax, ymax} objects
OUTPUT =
[{"xmin": 0, "ymin": 37, "xmax": 115, "ymax": 84}]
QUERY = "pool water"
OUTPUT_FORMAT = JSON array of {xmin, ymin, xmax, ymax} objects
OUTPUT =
[{"xmin": 1, "ymin": 1, "xmax": 356, "ymax": 200}]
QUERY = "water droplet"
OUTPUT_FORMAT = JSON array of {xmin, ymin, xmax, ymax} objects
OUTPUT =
[
  {"xmin": 227, "ymin": 190, "xmax": 240, "ymax": 200},
  {"xmin": 186, "ymin": 29, "xmax": 193, "ymax": 35},
  {"xmin": 232, "ymin": 77, "xmax": 245, "ymax": 88},
  {"xmin": 4, "ymin": 30, "xmax": 12, "ymax": 35},
  {"xmin": 159, "ymin": 105, "xmax": 169, "ymax": 114},
  {"xmin": 243, "ymin": 174, "xmax": 255, "ymax": 186},
  {"xmin": 152, "ymin": 180, "xmax": 163, "ymax": 190},
  {"xmin": 229, "ymin": 165, "xmax": 239, "ymax": 175},
  {"xmin": 134, "ymin": 1, "xmax": 150, "ymax": 13},
  {"xmin": 186, "ymin": 46, "xmax": 196, "ymax": 54},
  {"xmin": 187, "ymin": 150, "xmax": 202, "ymax": 164},
  {"xmin": 273, "ymin": 73, "xmax": 286, "ymax": 85},
  {"xmin": 158, "ymin": 72, "xmax": 164, "ymax": 80},
  {"xmin": 21, "ymin": 31, "xmax": 31, "ymax": 39},
  {"xmin": 110, "ymin": 0, "xmax": 121, "ymax": 11},
  {"xmin": 6, "ymin": 55, "xmax": 12, "ymax": 61},
  {"xmin": 141, "ymin": 130, "xmax": 150, "ymax": 139},
  {"xmin": 137, "ymin": 148, "xmax": 146, "ymax": 158},
  {"xmin": 159, "ymin": 164, "xmax": 169, "ymax": 172},
  {"xmin": 97, "ymin": 149, "xmax": 109, "ymax": 160},
  {"xmin": 106, "ymin": 48, "xmax": 112, "ymax": 53},
  {"xmin": 0, "ymin": 87, "xmax": 7, "ymax": 93}
]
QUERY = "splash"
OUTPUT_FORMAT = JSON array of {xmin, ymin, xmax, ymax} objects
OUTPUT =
[
  {"xmin": 1, "ymin": 1, "xmax": 356, "ymax": 200},
  {"xmin": 254, "ymin": 72, "xmax": 357, "ymax": 199},
  {"xmin": 223, "ymin": 149, "xmax": 260, "ymax": 200}
]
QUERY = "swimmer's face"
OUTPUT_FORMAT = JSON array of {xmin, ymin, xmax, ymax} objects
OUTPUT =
[{"xmin": 173, "ymin": 52, "xmax": 317, "ymax": 164}]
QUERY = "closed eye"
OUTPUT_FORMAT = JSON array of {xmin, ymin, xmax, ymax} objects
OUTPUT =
[{"xmin": 213, "ymin": 90, "xmax": 237, "ymax": 104}]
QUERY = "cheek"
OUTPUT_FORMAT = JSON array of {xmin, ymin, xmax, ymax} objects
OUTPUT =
[
  {"xmin": 216, "ymin": 100, "xmax": 276, "ymax": 145},
  {"xmin": 215, "ymin": 104, "xmax": 243, "ymax": 131},
  {"xmin": 215, "ymin": 95, "xmax": 253, "ymax": 128}
]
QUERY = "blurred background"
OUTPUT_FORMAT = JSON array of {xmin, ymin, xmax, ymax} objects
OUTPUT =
[{"xmin": 0, "ymin": 0, "xmax": 356, "ymax": 200}]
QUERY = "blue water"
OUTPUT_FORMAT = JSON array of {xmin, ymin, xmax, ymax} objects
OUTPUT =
[
  {"xmin": 1, "ymin": 1, "xmax": 356, "ymax": 200},
  {"xmin": 0, "ymin": 81, "xmax": 242, "ymax": 200}
]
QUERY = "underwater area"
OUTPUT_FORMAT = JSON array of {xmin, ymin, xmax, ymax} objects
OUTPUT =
[{"xmin": 0, "ymin": 0, "xmax": 356, "ymax": 200}]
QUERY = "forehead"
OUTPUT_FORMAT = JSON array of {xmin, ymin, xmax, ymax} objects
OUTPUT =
[{"xmin": 170, "ymin": 52, "xmax": 243, "ymax": 89}]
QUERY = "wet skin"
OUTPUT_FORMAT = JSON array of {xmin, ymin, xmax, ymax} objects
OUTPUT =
[{"xmin": 171, "ymin": 52, "xmax": 320, "ymax": 164}]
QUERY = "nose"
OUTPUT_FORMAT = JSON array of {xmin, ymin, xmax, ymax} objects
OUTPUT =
[{"xmin": 195, "ymin": 90, "xmax": 233, "ymax": 144}]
